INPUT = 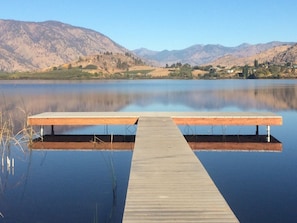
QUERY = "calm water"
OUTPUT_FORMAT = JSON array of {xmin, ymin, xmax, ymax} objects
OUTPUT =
[{"xmin": 1, "ymin": 79, "xmax": 297, "ymax": 222}]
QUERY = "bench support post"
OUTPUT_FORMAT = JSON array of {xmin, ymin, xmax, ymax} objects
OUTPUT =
[
  {"xmin": 51, "ymin": 125, "xmax": 55, "ymax": 135},
  {"xmin": 267, "ymin": 125, "xmax": 271, "ymax": 142},
  {"xmin": 40, "ymin": 126, "xmax": 44, "ymax": 141}
]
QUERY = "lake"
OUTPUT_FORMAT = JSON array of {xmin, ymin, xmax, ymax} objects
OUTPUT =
[{"xmin": 1, "ymin": 79, "xmax": 297, "ymax": 222}]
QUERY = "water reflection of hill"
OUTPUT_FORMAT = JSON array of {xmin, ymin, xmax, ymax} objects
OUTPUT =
[
  {"xmin": 1, "ymin": 82, "xmax": 296, "ymax": 131},
  {"xmin": 185, "ymin": 85, "xmax": 297, "ymax": 111},
  {"xmin": 1, "ymin": 90, "xmax": 152, "ymax": 131},
  {"xmin": 131, "ymin": 85, "xmax": 297, "ymax": 111}
]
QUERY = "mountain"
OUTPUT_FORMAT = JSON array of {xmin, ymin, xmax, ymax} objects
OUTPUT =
[
  {"xmin": 211, "ymin": 44, "xmax": 293, "ymax": 67},
  {"xmin": 0, "ymin": 19, "xmax": 128, "ymax": 72},
  {"xmin": 134, "ymin": 44, "xmax": 234, "ymax": 66},
  {"xmin": 133, "ymin": 42, "xmax": 296, "ymax": 66},
  {"xmin": 1, "ymin": 19, "xmax": 296, "ymax": 73},
  {"xmin": 272, "ymin": 44, "xmax": 297, "ymax": 64}
]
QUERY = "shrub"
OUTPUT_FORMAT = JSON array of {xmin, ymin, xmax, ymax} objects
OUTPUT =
[{"xmin": 84, "ymin": 64, "xmax": 98, "ymax": 70}]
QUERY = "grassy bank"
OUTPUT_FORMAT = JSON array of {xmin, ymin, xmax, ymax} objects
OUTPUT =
[
  {"xmin": 1, "ymin": 64, "xmax": 296, "ymax": 80},
  {"xmin": 0, "ymin": 69, "xmax": 96, "ymax": 80}
]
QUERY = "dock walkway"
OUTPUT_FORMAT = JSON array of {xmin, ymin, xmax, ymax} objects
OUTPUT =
[{"xmin": 123, "ymin": 117, "xmax": 238, "ymax": 222}]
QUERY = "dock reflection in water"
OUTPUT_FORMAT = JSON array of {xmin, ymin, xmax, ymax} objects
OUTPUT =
[{"xmin": 30, "ymin": 134, "xmax": 282, "ymax": 152}]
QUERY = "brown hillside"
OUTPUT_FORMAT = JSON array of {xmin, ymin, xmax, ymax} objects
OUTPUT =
[
  {"xmin": 273, "ymin": 44, "xmax": 297, "ymax": 64},
  {"xmin": 56, "ymin": 52, "xmax": 146, "ymax": 74},
  {"xmin": 48, "ymin": 52, "xmax": 171, "ymax": 77},
  {"xmin": 0, "ymin": 20, "xmax": 127, "ymax": 72},
  {"xmin": 210, "ymin": 45, "xmax": 292, "ymax": 67}
]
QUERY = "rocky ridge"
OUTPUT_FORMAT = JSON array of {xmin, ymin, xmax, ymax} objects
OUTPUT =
[{"xmin": 0, "ymin": 19, "xmax": 127, "ymax": 72}]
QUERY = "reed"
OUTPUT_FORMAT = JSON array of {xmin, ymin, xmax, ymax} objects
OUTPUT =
[
  {"xmin": 0, "ymin": 106, "xmax": 37, "ymax": 154},
  {"xmin": 93, "ymin": 203, "xmax": 98, "ymax": 223},
  {"xmin": 100, "ymin": 150, "xmax": 118, "ymax": 222},
  {"xmin": 0, "ymin": 111, "xmax": 13, "ymax": 150},
  {"xmin": 0, "ymin": 108, "xmax": 37, "ymax": 219}
]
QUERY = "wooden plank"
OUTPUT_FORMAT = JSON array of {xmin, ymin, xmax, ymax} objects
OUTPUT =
[
  {"xmin": 27, "ymin": 112, "xmax": 138, "ymax": 125},
  {"xmin": 28, "ymin": 117, "xmax": 138, "ymax": 125},
  {"xmin": 27, "ymin": 112, "xmax": 283, "ymax": 126},
  {"xmin": 173, "ymin": 117, "xmax": 282, "ymax": 125},
  {"xmin": 171, "ymin": 112, "xmax": 282, "ymax": 125},
  {"xmin": 123, "ymin": 117, "xmax": 239, "ymax": 222}
]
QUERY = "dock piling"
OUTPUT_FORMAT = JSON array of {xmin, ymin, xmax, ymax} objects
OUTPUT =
[{"xmin": 267, "ymin": 125, "xmax": 271, "ymax": 142}]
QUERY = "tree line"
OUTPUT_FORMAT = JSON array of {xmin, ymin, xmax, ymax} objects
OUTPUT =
[{"xmin": 164, "ymin": 60, "xmax": 297, "ymax": 79}]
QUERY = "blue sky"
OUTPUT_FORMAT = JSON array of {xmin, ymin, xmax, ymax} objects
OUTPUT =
[{"xmin": 1, "ymin": 0, "xmax": 296, "ymax": 51}]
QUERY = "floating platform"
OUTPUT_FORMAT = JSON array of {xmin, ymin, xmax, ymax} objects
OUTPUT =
[
  {"xmin": 28, "ymin": 111, "xmax": 282, "ymax": 126},
  {"xmin": 28, "ymin": 112, "xmax": 282, "ymax": 142}
]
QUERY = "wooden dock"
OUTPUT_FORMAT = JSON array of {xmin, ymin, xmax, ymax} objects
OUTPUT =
[
  {"xmin": 28, "ymin": 112, "xmax": 282, "ymax": 127},
  {"xmin": 123, "ymin": 117, "xmax": 238, "ymax": 222},
  {"xmin": 28, "ymin": 112, "xmax": 282, "ymax": 142},
  {"xmin": 27, "ymin": 111, "xmax": 283, "ymax": 222}
]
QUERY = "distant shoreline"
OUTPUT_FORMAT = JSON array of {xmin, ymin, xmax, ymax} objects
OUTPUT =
[{"xmin": 1, "ymin": 63, "xmax": 297, "ymax": 80}]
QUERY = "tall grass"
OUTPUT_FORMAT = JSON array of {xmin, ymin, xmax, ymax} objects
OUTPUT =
[
  {"xmin": 93, "ymin": 203, "xmax": 98, "ymax": 223},
  {"xmin": 0, "ymin": 108, "xmax": 36, "ymax": 219},
  {"xmin": 100, "ymin": 149, "xmax": 118, "ymax": 222},
  {"xmin": 0, "ymin": 108, "xmax": 35, "ymax": 153}
]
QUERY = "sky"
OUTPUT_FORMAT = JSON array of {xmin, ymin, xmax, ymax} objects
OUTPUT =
[{"xmin": 1, "ymin": 0, "xmax": 296, "ymax": 51}]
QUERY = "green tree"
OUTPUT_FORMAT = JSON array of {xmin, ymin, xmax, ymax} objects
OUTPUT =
[
  {"xmin": 254, "ymin": 59, "xmax": 259, "ymax": 68},
  {"xmin": 269, "ymin": 65, "xmax": 280, "ymax": 76},
  {"xmin": 176, "ymin": 62, "xmax": 182, "ymax": 67},
  {"xmin": 242, "ymin": 65, "xmax": 249, "ymax": 78},
  {"xmin": 179, "ymin": 64, "xmax": 193, "ymax": 79},
  {"xmin": 116, "ymin": 59, "xmax": 129, "ymax": 70},
  {"xmin": 84, "ymin": 64, "xmax": 98, "ymax": 69}
]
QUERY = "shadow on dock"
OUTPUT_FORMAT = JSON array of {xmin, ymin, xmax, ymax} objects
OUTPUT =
[{"xmin": 30, "ymin": 134, "xmax": 282, "ymax": 152}]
